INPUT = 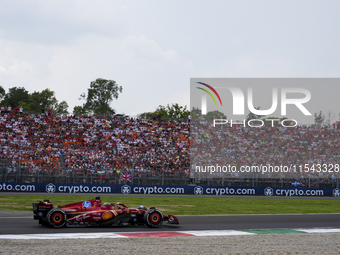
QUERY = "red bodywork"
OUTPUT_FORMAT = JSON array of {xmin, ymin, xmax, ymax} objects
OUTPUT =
[{"xmin": 33, "ymin": 197, "xmax": 179, "ymax": 228}]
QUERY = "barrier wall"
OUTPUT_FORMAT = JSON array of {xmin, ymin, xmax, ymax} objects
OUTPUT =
[{"xmin": 0, "ymin": 182, "xmax": 339, "ymax": 197}]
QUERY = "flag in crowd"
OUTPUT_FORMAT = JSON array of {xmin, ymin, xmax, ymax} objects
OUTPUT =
[
  {"xmin": 97, "ymin": 170, "xmax": 107, "ymax": 177},
  {"xmin": 120, "ymin": 172, "xmax": 132, "ymax": 183},
  {"xmin": 291, "ymin": 181, "xmax": 301, "ymax": 187}
]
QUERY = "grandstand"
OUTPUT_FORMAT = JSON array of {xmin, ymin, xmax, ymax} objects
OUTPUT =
[
  {"xmin": 0, "ymin": 112, "xmax": 190, "ymax": 186},
  {"xmin": 0, "ymin": 112, "xmax": 339, "ymax": 188},
  {"xmin": 191, "ymin": 120, "xmax": 340, "ymax": 188}
]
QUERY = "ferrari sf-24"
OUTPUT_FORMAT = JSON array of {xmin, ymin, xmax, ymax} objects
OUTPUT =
[{"xmin": 33, "ymin": 196, "xmax": 179, "ymax": 228}]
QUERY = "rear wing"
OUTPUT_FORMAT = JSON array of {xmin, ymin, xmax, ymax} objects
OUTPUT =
[{"xmin": 33, "ymin": 200, "xmax": 53, "ymax": 220}]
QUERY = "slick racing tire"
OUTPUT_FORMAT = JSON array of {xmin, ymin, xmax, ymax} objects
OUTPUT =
[
  {"xmin": 144, "ymin": 209, "xmax": 163, "ymax": 228},
  {"xmin": 46, "ymin": 208, "xmax": 66, "ymax": 228}
]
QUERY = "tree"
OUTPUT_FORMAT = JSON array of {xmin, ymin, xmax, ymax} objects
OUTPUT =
[
  {"xmin": 246, "ymin": 106, "xmax": 265, "ymax": 121},
  {"xmin": 73, "ymin": 105, "xmax": 87, "ymax": 115},
  {"xmin": 138, "ymin": 111, "xmax": 153, "ymax": 119},
  {"xmin": 204, "ymin": 110, "xmax": 227, "ymax": 121},
  {"xmin": 55, "ymin": 101, "xmax": 69, "ymax": 114},
  {"xmin": 314, "ymin": 111, "xmax": 325, "ymax": 127},
  {"xmin": 79, "ymin": 78, "xmax": 122, "ymax": 115},
  {"xmin": 26, "ymin": 89, "xmax": 61, "ymax": 113},
  {"xmin": 154, "ymin": 105, "xmax": 168, "ymax": 119},
  {"xmin": 28, "ymin": 92, "xmax": 43, "ymax": 112},
  {"xmin": 191, "ymin": 107, "xmax": 202, "ymax": 120},
  {"xmin": 0, "ymin": 86, "xmax": 5, "ymax": 101},
  {"xmin": 139, "ymin": 103, "xmax": 190, "ymax": 120},
  {"xmin": 190, "ymin": 107, "xmax": 226, "ymax": 121},
  {"xmin": 165, "ymin": 103, "xmax": 190, "ymax": 119},
  {"xmin": 0, "ymin": 86, "xmax": 68, "ymax": 113},
  {"xmin": 39, "ymin": 89, "xmax": 58, "ymax": 110},
  {"xmin": 154, "ymin": 103, "xmax": 190, "ymax": 120},
  {"xmin": 325, "ymin": 110, "xmax": 335, "ymax": 126},
  {"xmin": 1, "ymin": 87, "xmax": 29, "ymax": 108}
]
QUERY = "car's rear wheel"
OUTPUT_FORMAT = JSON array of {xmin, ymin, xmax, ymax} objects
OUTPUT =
[
  {"xmin": 144, "ymin": 209, "xmax": 163, "ymax": 228},
  {"xmin": 46, "ymin": 208, "xmax": 66, "ymax": 228}
]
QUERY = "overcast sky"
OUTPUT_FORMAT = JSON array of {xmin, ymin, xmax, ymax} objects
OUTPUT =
[{"xmin": 1, "ymin": 0, "xmax": 340, "ymax": 118}]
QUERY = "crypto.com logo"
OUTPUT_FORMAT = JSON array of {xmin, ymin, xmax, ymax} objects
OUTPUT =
[
  {"xmin": 264, "ymin": 187, "xmax": 274, "ymax": 196},
  {"xmin": 194, "ymin": 186, "xmax": 204, "ymax": 195},
  {"xmin": 46, "ymin": 183, "xmax": 56, "ymax": 193},
  {"xmin": 121, "ymin": 185, "xmax": 131, "ymax": 195},
  {"xmin": 197, "ymin": 82, "xmax": 312, "ymax": 116}
]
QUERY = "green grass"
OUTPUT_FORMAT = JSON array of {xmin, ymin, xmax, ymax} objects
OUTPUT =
[{"xmin": 1, "ymin": 195, "xmax": 340, "ymax": 215}]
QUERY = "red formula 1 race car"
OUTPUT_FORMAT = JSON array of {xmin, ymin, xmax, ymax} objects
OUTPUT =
[{"xmin": 33, "ymin": 196, "xmax": 179, "ymax": 228}]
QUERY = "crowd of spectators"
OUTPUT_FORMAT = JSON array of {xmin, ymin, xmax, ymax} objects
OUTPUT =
[
  {"xmin": 1, "ymin": 110, "xmax": 339, "ymax": 184},
  {"xmin": 191, "ymin": 120, "xmax": 340, "ymax": 181},
  {"xmin": 0, "ymin": 111, "xmax": 190, "ymax": 178}
]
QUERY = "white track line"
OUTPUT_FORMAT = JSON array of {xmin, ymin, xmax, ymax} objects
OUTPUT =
[
  {"xmin": 0, "ymin": 217, "xmax": 32, "ymax": 218},
  {"xmin": 295, "ymin": 228, "xmax": 340, "ymax": 234},
  {"xmin": 0, "ymin": 233, "xmax": 127, "ymax": 239},
  {"xmin": 1, "ymin": 228, "xmax": 340, "ymax": 239},
  {"xmin": 180, "ymin": 230, "xmax": 255, "ymax": 236}
]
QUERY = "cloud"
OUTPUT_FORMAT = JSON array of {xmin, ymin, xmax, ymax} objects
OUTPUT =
[
  {"xmin": 1, "ymin": 0, "xmax": 340, "ymax": 119},
  {"xmin": 39, "ymin": 34, "xmax": 192, "ymax": 115},
  {"xmin": 124, "ymin": 35, "xmax": 193, "ymax": 71},
  {"xmin": 0, "ymin": 1, "xmax": 194, "ymax": 116},
  {"xmin": 0, "ymin": 0, "xmax": 128, "ymax": 45}
]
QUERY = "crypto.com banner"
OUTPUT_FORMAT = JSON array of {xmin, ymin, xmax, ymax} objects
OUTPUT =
[
  {"xmin": 190, "ymin": 78, "xmax": 340, "ymax": 179},
  {"xmin": 0, "ymin": 182, "xmax": 339, "ymax": 197}
]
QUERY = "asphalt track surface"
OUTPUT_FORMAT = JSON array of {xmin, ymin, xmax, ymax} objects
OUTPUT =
[
  {"xmin": 1, "ymin": 192, "xmax": 339, "ymax": 235},
  {"xmin": 1, "ymin": 210, "xmax": 340, "ymax": 235}
]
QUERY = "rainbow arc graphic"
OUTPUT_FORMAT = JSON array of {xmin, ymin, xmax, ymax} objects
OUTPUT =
[{"xmin": 196, "ymin": 82, "xmax": 222, "ymax": 114}]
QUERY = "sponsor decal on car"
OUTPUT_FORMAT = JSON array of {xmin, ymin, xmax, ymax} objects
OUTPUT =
[
  {"xmin": 76, "ymin": 214, "xmax": 90, "ymax": 221},
  {"xmin": 63, "ymin": 209, "xmax": 77, "ymax": 212},
  {"xmin": 102, "ymin": 211, "xmax": 113, "ymax": 220},
  {"xmin": 38, "ymin": 205, "xmax": 52, "ymax": 209},
  {"xmin": 82, "ymin": 201, "xmax": 92, "ymax": 207}
]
